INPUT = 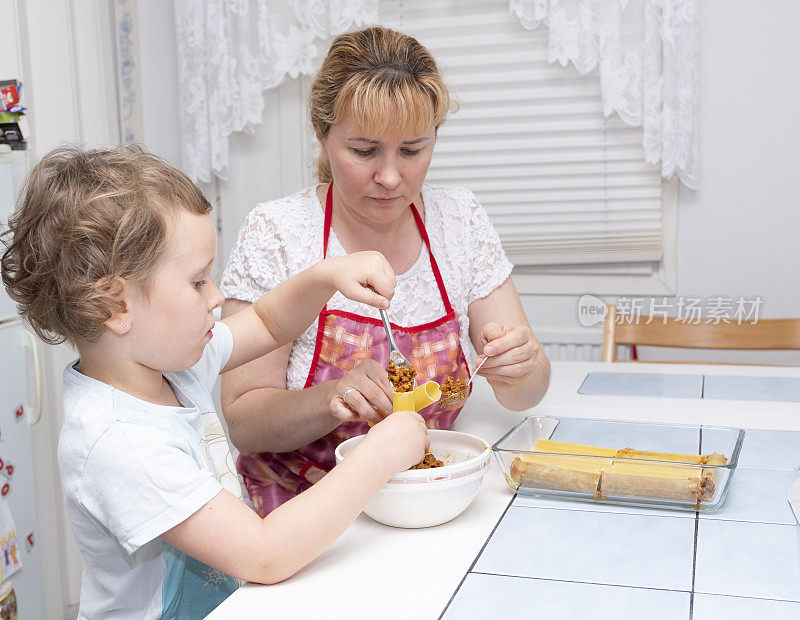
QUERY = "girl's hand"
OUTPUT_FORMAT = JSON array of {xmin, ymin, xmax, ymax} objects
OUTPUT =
[
  {"xmin": 329, "ymin": 359, "xmax": 394, "ymax": 424},
  {"xmin": 324, "ymin": 251, "xmax": 396, "ymax": 309},
  {"xmin": 476, "ymin": 321, "xmax": 544, "ymax": 388},
  {"xmin": 361, "ymin": 410, "xmax": 429, "ymax": 476}
]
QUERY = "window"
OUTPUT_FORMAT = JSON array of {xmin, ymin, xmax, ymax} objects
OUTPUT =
[{"xmin": 380, "ymin": 0, "xmax": 676, "ymax": 295}]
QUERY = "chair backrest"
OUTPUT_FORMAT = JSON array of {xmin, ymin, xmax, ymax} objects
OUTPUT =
[{"xmin": 602, "ymin": 304, "xmax": 800, "ymax": 362}]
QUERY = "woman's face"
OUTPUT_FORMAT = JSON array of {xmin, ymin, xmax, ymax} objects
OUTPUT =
[{"xmin": 319, "ymin": 108, "xmax": 436, "ymax": 224}]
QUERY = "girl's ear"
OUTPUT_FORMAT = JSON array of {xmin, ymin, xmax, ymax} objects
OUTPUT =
[
  {"xmin": 104, "ymin": 311, "xmax": 131, "ymax": 336},
  {"xmin": 100, "ymin": 276, "xmax": 132, "ymax": 335}
]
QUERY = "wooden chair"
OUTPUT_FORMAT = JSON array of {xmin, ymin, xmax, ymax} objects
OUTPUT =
[{"xmin": 602, "ymin": 304, "xmax": 800, "ymax": 362}]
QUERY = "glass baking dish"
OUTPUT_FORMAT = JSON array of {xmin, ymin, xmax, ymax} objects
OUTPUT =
[{"xmin": 492, "ymin": 416, "xmax": 745, "ymax": 512}]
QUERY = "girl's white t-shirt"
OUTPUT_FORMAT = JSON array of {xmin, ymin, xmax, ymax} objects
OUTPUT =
[
  {"xmin": 58, "ymin": 322, "xmax": 242, "ymax": 619},
  {"xmin": 220, "ymin": 184, "xmax": 514, "ymax": 388}
]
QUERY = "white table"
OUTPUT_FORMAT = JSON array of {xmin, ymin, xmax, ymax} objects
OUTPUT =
[{"xmin": 208, "ymin": 362, "xmax": 800, "ymax": 620}]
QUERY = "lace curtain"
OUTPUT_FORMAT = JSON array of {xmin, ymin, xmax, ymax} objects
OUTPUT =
[
  {"xmin": 175, "ymin": 0, "xmax": 697, "ymax": 188},
  {"xmin": 509, "ymin": 0, "xmax": 698, "ymax": 188},
  {"xmin": 174, "ymin": 0, "xmax": 377, "ymax": 183}
]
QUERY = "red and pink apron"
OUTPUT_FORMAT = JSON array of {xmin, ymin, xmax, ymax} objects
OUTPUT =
[{"xmin": 237, "ymin": 184, "xmax": 471, "ymax": 517}]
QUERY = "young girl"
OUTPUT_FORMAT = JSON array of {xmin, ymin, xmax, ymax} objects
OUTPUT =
[{"xmin": 0, "ymin": 146, "xmax": 428, "ymax": 619}]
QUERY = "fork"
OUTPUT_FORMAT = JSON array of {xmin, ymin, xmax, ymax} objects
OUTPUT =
[{"xmin": 378, "ymin": 306, "xmax": 412, "ymax": 371}]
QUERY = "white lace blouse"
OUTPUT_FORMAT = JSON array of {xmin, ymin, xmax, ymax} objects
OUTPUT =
[{"xmin": 220, "ymin": 184, "xmax": 514, "ymax": 390}]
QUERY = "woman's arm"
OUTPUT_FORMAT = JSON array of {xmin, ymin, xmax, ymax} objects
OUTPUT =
[
  {"xmin": 221, "ymin": 300, "xmax": 394, "ymax": 455},
  {"xmin": 467, "ymin": 277, "xmax": 550, "ymax": 411},
  {"xmin": 161, "ymin": 410, "xmax": 428, "ymax": 584},
  {"xmin": 221, "ymin": 300, "xmax": 340, "ymax": 454}
]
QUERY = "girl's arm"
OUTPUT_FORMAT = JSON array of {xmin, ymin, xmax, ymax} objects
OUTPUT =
[
  {"xmin": 160, "ymin": 410, "xmax": 428, "ymax": 584},
  {"xmin": 221, "ymin": 251, "xmax": 395, "ymax": 374},
  {"xmin": 467, "ymin": 277, "xmax": 551, "ymax": 411}
]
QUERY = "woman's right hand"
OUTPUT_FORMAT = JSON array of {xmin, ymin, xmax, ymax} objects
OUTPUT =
[
  {"xmin": 329, "ymin": 359, "xmax": 394, "ymax": 424},
  {"xmin": 361, "ymin": 410, "xmax": 429, "ymax": 476}
]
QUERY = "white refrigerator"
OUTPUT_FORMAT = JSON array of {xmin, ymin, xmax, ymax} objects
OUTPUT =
[{"xmin": 0, "ymin": 156, "xmax": 46, "ymax": 619}]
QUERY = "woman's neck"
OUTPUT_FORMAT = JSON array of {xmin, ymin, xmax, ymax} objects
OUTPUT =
[{"xmin": 318, "ymin": 184, "xmax": 424, "ymax": 275}]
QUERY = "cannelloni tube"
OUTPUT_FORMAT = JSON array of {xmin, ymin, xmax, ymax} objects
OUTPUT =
[
  {"xmin": 600, "ymin": 471, "xmax": 714, "ymax": 502},
  {"xmin": 392, "ymin": 390, "xmax": 416, "ymax": 412},
  {"xmin": 698, "ymin": 452, "xmax": 727, "ymax": 498},
  {"xmin": 509, "ymin": 458, "xmax": 603, "ymax": 496},
  {"xmin": 600, "ymin": 460, "xmax": 717, "ymax": 503},
  {"xmin": 413, "ymin": 381, "xmax": 441, "ymax": 410},
  {"xmin": 615, "ymin": 448, "xmax": 707, "ymax": 464}
]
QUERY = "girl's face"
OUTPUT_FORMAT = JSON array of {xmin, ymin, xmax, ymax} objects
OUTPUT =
[
  {"xmin": 319, "ymin": 108, "xmax": 436, "ymax": 224},
  {"xmin": 127, "ymin": 210, "xmax": 223, "ymax": 372}
]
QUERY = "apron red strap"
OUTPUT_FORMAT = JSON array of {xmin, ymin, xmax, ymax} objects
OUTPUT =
[
  {"xmin": 303, "ymin": 183, "xmax": 336, "ymax": 389},
  {"xmin": 324, "ymin": 183, "xmax": 334, "ymax": 258},
  {"xmin": 409, "ymin": 204, "xmax": 454, "ymax": 314}
]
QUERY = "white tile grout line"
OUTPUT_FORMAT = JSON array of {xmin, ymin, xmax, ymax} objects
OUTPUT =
[
  {"xmin": 470, "ymin": 572, "xmax": 693, "ymax": 595},
  {"xmin": 438, "ymin": 492, "xmax": 517, "ymax": 620},
  {"xmin": 689, "ymin": 427, "xmax": 704, "ymax": 619}
]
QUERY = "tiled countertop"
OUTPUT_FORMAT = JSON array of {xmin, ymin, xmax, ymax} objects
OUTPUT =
[
  {"xmin": 444, "ymin": 427, "xmax": 800, "ymax": 619},
  {"xmin": 579, "ymin": 371, "xmax": 800, "ymax": 402},
  {"xmin": 210, "ymin": 362, "xmax": 800, "ymax": 620}
]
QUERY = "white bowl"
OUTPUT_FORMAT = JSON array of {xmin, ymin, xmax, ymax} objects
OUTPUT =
[{"xmin": 334, "ymin": 429, "xmax": 491, "ymax": 528}]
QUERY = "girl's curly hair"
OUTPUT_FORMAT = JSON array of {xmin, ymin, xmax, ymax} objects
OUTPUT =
[{"xmin": 1, "ymin": 145, "xmax": 211, "ymax": 345}]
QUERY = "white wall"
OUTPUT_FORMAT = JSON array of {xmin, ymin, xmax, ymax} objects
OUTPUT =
[{"xmin": 137, "ymin": 0, "xmax": 182, "ymax": 165}]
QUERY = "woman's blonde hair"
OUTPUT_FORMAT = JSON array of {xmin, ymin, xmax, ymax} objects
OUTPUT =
[
  {"xmin": 310, "ymin": 26, "xmax": 454, "ymax": 182},
  {"xmin": 0, "ymin": 145, "xmax": 212, "ymax": 346}
]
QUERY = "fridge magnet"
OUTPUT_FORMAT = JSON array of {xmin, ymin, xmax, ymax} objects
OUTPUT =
[
  {"xmin": 12, "ymin": 407, "xmax": 22, "ymax": 424},
  {"xmin": 0, "ymin": 498, "xmax": 21, "ymax": 582},
  {"xmin": 1, "ymin": 465, "xmax": 12, "ymax": 481},
  {"xmin": 23, "ymin": 534, "xmax": 32, "ymax": 553},
  {"xmin": 0, "ymin": 581, "xmax": 17, "ymax": 620},
  {"xmin": 0, "ymin": 485, "xmax": 8, "ymax": 498}
]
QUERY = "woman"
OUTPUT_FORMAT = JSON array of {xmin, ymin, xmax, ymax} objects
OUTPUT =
[{"xmin": 220, "ymin": 26, "xmax": 550, "ymax": 517}]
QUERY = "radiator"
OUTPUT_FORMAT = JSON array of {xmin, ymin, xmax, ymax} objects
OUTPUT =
[{"xmin": 536, "ymin": 328, "xmax": 632, "ymax": 362}]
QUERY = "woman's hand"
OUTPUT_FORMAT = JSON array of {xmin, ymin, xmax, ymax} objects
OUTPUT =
[
  {"xmin": 476, "ymin": 321, "xmax": 545, "ymax": 388},
  {"xmin": 329, "ymin": 359, "xmax": 394, "ymax": 424},
  {"xmin": 323, "ymin": 251, "xmax": 396, "ymax": 309}
]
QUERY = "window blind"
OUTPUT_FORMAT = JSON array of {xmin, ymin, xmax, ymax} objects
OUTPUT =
[{"xmin": 380, "ymin": 0, "xmax": 664, "ymax": 266}]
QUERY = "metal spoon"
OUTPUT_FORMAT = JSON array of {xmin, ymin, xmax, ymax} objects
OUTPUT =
[{"xmin": 378, "ymin": 306, "xmax": 412, "ymax": 370}]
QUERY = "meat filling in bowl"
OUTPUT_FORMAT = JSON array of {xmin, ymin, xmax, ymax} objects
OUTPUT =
[{"xmin": 409, "ymin": 450, "xmax": 445, "ymax": 470}]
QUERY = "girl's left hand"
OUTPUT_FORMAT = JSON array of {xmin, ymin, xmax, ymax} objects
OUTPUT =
[
  {"xmin": 476, "ymin": 321, "xmax": 544, "ymax": 387},
  {"xmin": 325, "ymin": 251, "xmax": 396, "ymax": 309}
]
